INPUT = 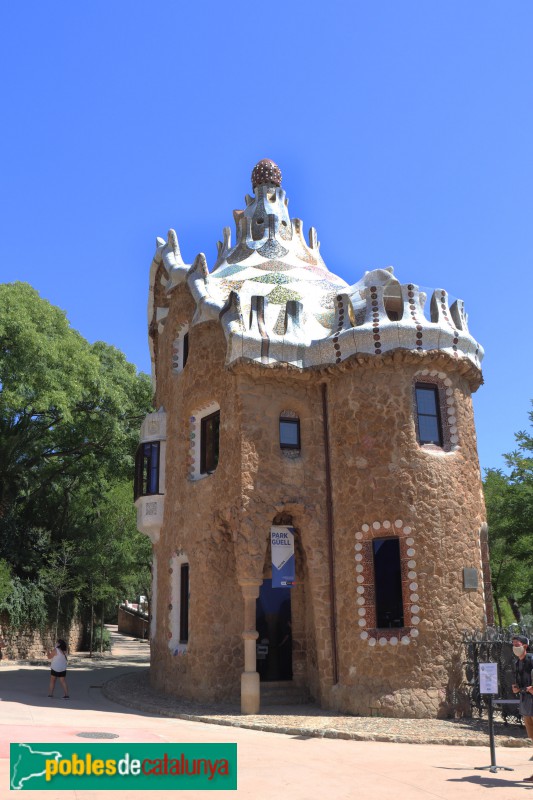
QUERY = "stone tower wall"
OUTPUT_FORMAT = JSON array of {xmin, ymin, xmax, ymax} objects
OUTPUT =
[
  {"xmin": 325, "ymin": 353, "xmax": 486, "ymax": 717},
  {"xmin": 150, "ymin": 287, "xmax": 244, "ymax": 701},
  {"xmin": 147, "ymin": 280, "xmax": 487, "ymax": 716}
]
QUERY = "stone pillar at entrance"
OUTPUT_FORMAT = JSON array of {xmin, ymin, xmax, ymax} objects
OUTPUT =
[{"xmin": 240, "ymin": 581, "xmax": 260, "ymax": 714}]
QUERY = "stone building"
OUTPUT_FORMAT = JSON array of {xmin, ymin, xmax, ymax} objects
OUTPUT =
[{"xmin": 135, "ymin": 159, "xmax": 490, "ymax": 718}]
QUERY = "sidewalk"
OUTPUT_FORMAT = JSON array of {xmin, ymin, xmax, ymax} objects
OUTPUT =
[
  {"xmin": 1, "ymin": 628, "xmax": 533, "ymax": 798},
  {"xmin": 101, "ymin": 630, "xmax": 533, "ymax": 750}
]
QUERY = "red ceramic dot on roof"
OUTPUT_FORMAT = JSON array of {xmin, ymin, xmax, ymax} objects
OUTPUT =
[{"xmin": 251, "ymin": 159, "xmax": 282, "ymax": 189}]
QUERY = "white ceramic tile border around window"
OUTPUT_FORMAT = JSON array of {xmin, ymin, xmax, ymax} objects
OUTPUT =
[
  {"xmin": 150, "ymin": 552, "xmax": 158, "ymax": 641},
  {"xmin": 168, "ymin": 550, "xmax": 188, "ymax": 656},
  {"xmin": 355, "ymin": 519, "xmax": 420, "ymax": 647},
  {"xmin": 414, "ymin": 369, "xmax": 458, "ymax": 451}
]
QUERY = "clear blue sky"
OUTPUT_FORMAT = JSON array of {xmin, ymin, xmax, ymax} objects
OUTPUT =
[{"xmin": 1, "ymin": 2, "xmax": 531, "ymax": 473}]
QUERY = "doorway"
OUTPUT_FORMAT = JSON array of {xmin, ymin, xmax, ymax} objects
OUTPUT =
[{"xmin": 256, "ymin": 579, "xmax": 292, "ymax": 681}]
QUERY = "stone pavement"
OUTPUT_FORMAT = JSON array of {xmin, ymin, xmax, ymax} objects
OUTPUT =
[
  {"xmin": 104, "ymin": 668, "xmax": 533, "ymax": 748},
  {"xmin": 1, "ymin": 627, "xmax": 532, "ymax": 799},
  {"xmin": 103, "ymin": 627, "xmax": 532, "ymax": 750}
]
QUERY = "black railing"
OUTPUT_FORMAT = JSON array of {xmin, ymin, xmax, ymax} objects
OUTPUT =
[{"xmin": 461, "ymin": 625, "xmax": 533, "ymax": 725}]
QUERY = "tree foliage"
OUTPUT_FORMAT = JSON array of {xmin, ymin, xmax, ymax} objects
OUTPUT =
[
  {"xmin": 485, "ymin": 402, "xmax": 533, "ymax": 626},
  {"xmin": 0, "ymin": 282, "xmax": 153, "ymax": 635}
]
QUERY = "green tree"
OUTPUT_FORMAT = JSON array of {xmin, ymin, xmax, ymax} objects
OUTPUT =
[
  {"xmin": 485, "ymin": 403, "xmax": 533, "ymax": 626},
  {"xmin": 0, "ymin": 282, "xmax": 153, "ymax": 632},
  {"xmin": 0, "ymin": 283, "xmax": 151, "ymax": 516},
  {"xmin": 0, "ymin": 559, "xmax": 12, "ymax": 606},
  {"xmin": 69, "ymin": 480, "xmax": 151, "ymax": 651}
]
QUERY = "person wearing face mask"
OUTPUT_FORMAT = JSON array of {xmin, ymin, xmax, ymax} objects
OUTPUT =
[{"xmin": 511, "ymin": 635, "xmax": 533, "ymax": 781}]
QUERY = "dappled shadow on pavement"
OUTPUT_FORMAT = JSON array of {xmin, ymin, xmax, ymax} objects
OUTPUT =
[
  {"xmin": 446, "ymin": 775, "xmax": 533, "ymax": 790},
  {"xmin": 0, "ymin": 627, "xmax": 154, "ymax": 718}
]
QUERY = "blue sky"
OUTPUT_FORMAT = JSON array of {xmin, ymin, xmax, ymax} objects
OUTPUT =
[{"xmin": 1, "ymin": 2, "xmax": 531, "ymax": 472}]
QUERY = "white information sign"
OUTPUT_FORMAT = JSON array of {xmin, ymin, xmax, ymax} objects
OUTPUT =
[{"xmin": 479, "ymin": 662, "xmax": 498, "ymax": 695}]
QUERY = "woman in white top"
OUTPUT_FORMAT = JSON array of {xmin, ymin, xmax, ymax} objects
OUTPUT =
[{"xmin": 47, "ymin": 639, "xmax": 69, "ymax": 698}]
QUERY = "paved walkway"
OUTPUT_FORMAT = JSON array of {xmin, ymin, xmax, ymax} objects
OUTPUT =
[
  {"xmin": 1, "ymin": 627, "xmax": 532, "ymax": 798},
  {"xmin": 102, "ymin": 627, "xmax": 533, "ymax": 749}
]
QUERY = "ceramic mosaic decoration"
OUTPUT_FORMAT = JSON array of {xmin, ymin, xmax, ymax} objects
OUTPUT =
[{"xmin": 151, "ymin": 159, "xmax": 483, "ymax": 370}]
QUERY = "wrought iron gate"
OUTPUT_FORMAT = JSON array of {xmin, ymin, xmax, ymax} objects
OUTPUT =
[{"xmin": 462, "ymin": 625, "xmax": 532, "ymax": 724}]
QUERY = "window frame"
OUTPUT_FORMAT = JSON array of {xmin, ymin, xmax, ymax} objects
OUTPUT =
[
  {"xmin": 414, "ymin": 382, "xmax": 443, "ymax": 447},
  {"xmin": 134, "ymin": 441, "xmax": 160, "ymax": 500},
  {"xmin": 182, "ymin": 332, "xmax": 189, "ymax": 369},
  {"xmin": 200, "ymin": 410, "xmax": 220, "ymax": 475},
  {"xmin": 179, "ymin": 563, "xmax": 189, "ymax": 643},
  {"xmin": 372, "ymin": 536, "xmax": 405, "ymax": 629},
  {"xmin": 279, "ymin": 415, "xmax": 301, "ymax": 450}
]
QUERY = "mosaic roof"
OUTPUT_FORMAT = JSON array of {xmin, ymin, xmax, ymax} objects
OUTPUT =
[{"xmin": 149, "ymin": 161, "xmax": 484, "ymax": 372}]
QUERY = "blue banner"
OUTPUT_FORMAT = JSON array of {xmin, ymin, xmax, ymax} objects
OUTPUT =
[{"xmin": 271, "ymin": 526, "xmax": 295, "ymax": 588}]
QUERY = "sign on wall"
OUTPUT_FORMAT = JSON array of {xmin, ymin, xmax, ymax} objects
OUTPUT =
[{"xmin": 271, "ymin": 526, "xmax": 295, "ymax": 588}]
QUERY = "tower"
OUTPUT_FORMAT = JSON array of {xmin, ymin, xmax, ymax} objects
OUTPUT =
[{"xmin": 135, "ymin": 160, "xmax": 489, "ymax": 717}]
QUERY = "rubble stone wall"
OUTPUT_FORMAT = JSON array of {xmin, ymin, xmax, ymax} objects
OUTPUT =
[
  {"xmin": 0, "ymin": 615, "xmax": 83, "ymax": 661},
  {"xmin": 147, "ymin": 280, "xmax": 488, "ymax": 717}
]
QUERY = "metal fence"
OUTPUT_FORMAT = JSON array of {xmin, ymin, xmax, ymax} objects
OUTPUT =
[{"xmin": 461, "ymin": 625, "xmax": 533, "ymax": 724}]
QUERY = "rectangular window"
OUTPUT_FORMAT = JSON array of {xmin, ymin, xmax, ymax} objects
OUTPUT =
[
  {"xmin": 179, "ymin": 563, "xmax": 189, "ymax": 643},
  {"xmin": 279, "ymin": 417, "xmax": 300, "ymax": 449},
  {"xmin": 134, "ymin": 441, "xmax": 160, "ymax": 500},
  {"xmin": 183, "ymin": 333, "xmax": 189, "ymax": 368},
  {"xmin": 373, "ymin": 537, "xmax": 404, "ymax": 628},
  {"xmin": 415, "ymin": 383, "xmax": 443, "ymax": 446},
  {"xmin": 200, "ymin": 411, "xmax": 220, "ymax": 474}
]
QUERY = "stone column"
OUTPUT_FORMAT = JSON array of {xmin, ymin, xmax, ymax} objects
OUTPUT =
[{"xmin": 240, "ymin": 581, "xmax": 260, "ymax": 714}]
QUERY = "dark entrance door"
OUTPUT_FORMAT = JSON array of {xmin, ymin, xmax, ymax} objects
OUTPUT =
[{"xmin": 256, "ymin": 579, "xmax": 292, "ymax": 681}]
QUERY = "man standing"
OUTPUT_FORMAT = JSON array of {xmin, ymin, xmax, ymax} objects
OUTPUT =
[{"xmin": 511, "ymin": 635, "xmax": 533, "ymax": 782}]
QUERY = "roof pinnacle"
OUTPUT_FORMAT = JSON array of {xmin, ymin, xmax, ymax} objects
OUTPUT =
[{"xmin": 251, "ymin": 159, "xmax": 282, "ymax": 189}]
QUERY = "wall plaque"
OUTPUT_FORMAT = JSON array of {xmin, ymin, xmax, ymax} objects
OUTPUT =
[{"xmin": 463, "ymin": 567, "xmax": 478, "ymax": 589}]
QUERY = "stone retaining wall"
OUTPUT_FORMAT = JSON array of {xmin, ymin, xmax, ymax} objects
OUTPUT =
[{"xmin": 0, "ymin": 614, "xmax": 83, "ymax": 660}]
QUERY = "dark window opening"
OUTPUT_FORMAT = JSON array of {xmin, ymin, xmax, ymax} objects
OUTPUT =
[
  {"xmin": 415, "ymin": 383, "xmax": 443, "ymax": 446},
  {"xmin": 134, "ymin": 441, "xmax": 160, "ymax": 500},
  {"xmin": 279, "ymin": 416, "xmax": 300, "ymax": 449},
  {"xmin": 373, "ymin": 537, "xmax": 404, "ymax": 628},
  {"xmin": 182, "ymin": 333, "xmax": 189, "ymax": 369},
  {"xmin": 179, "ymin": 563, "xmax": 189, "ymax": 643},
  {"xmin": 200, "ymin": 410, "xmax": 220, "ymax": 474}
]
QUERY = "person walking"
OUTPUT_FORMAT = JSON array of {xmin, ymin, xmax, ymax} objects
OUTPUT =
[
  {"xmin": 47, "ymin": 639, "xmax": 69, "ymax": 698},
  {"xmin": 511, "ymin": 635, "xmax": 533, "ymax": 782}
]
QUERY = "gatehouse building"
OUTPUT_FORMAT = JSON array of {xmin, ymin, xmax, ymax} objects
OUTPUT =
[{"xmin": 135, "ymin": 159, "xmax": 490, "ymax": 717}]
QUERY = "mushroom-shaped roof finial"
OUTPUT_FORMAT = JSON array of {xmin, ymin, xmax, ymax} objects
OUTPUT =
[{"xmin": 251, "ymin": 159, "xmax": 282, "ymax": 189}]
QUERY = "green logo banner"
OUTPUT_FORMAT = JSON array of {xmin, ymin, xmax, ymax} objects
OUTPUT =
[{"xmin": 10, "ymin": 743, "xmax": 237, "ymax": 791}]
